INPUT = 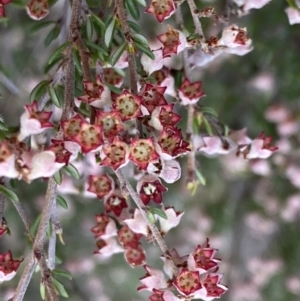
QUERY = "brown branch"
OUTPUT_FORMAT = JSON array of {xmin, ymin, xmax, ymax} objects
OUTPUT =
[{"xmin": 115, "ymin": 0, "xmax": 143, "ymax": 136}]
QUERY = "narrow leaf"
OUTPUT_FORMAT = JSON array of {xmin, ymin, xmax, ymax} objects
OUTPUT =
[
  {"xmin": 134, "ymin": 42, "xmax": 154, "ymax": 60},
  {"xmin": 128, "ymin": 20, "xmax": 140, "ymax": 32},
  {"xmin": 202, "ymin": 116, "xmax": 214, "ymax": 136},
  {"xmin": 52, "ymin": 277, "xmax": 69, "ymax": 298},
  {"xmin": 104, "ymin": 17, "xmax": 116, "ymax": 48},
  {"xmin": 195, "ymin": 169, "xmax": 206, "ymax": 186},
  {"xmin": 40, "ymin": 283, "xmax": 46, "ymax": 300},
  {"xmin": 48, "ymin": 42, "xmax": 70, "ymax": 65},
  {"xmin": 132, "ymin": 33, "xmax": 149, "ymax": 46},
  {"xmin": 44, "ymin": 25, "xmax": 60, "ymax": 47},
  {"xmin": 53, "ymin": 170, "xmax": 62, "ymax": 185},
  {"xmin": 57, "ymin": 195, "xmax": 68, "ymax": 209},
  {"xmin": 0, "ymin": 184, "xmax": 19, "ymax": 202},
  {"xmin": 52, "ymin": 268, "xmax": 72, "ymax": 280},
  {"xmin": 49, "ymin": 86, "xmax": 61, "ymax": 108},
  {"xmin": 110, "ymin": 42, "xmax": 127, "ymax": 66},
  {"xmin": 149, "ymin": 207, "xmax": 167, "ymax": 220},
  {"xmin": 30, "ymin": 80, "xmax": 50, "ymax": 102},
  {"xmin": 201, "ymin": 106, "xmax": 218, "ymax": 117},
  {"xmin": 125, "ymin": 0, "xmax": 140, "ymax": 20},
  {"xmin": 30, "ymin": 214, "xmax": 42, "ymax": 237},
  {"xmin": 90, "ymin": 12, "xmax": 105, "ymax": 29},
  {"xmin": 134, "ymin": 0, "xmax": 146, "ymax": 6},
  {"xmin": 29, "ymin": 21, "xmax": 55, "ymax": 34},
  {"xmin": 86, "ymin": 17, "xmax": 93, "ymax": 40},
  {"xmin": 63, "ymin": 163, "xmax": 80, "ymax": 179}
]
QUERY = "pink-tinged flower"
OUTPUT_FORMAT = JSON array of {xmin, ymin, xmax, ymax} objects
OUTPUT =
[
  {"xmin": 0, "ymin": 218, "xmax": 8, "ymax": 238},
  {"xmin": 103, "ymin": 68, "xmax": 124, "ymax": 87},
  {"xmin": 140, "ymin": 83, "xmax": 168, "ymax": 114},
  {"xmin": 141, "ymin": 48, "xmax": 165, "ymax": 75},
  {"xmin": 124, "ymin": 245, "xmax": 146, "ymax": 267},
  {"xmin": 0, "ymin": 141, "xmax": 18, "ymax": 178},
  {"xmin": 91, "ymin": 214, "xmax": 117, "ymax": 239},
  {"xmin": 0, "ymin": 0, "xmax": 11, "ymax": 17},
  {"xmin": 27, "ymin": 150, "xmax": 65, "ymax": 181},
  {"xmin": 104, "ymin": 191, "xmax": 128, "ymax": 216},
  {"xmin": 285, "ymin": 7, "xmax": 300, "ymax": 25},
  {"xmin": 78, "ymin": 76, "xmax": 111, "ymax": 108},
  {"xmin": 72, "ymin": 121, "xmax": 103, "ymax": 153},
  {"xmin": 155, "ymin": 127, "xmax": 190, "ymax": 160},
  {"xmin": 178, "ymin": 78, "xmax": 206, "ymax": 106},
  {"xmin": 47, "ymin": 140, "xmax": 72, "ymax": 165},
  {"xmin": 94, "ymin": 237, "xmax": 123, "ymax": 257},
  {"xmin": 218, "ymin": 25, "xmax": 253, "ymax": 55},
  {"xmin": 100, "ymin": 137, "xmax": 130, "ymax": 170},
  {"xmin": 145, "ymin": 0, "xmax": 176, "ymax": 23},
  {"xmin": 158, "ymin": 207, "xmax": 184, "ymax": 235},
  {"xmin": 117, "ymin": 225, "xmax": 142, "ymax": 248},
  {"xmin": 113, "ymin": 90, "xmax": 142, "ymax": 121},
  {"xmin": 18, "ymin": 101, "xmax": 53, "ymax": 141},
  {"xmin": 149, "ymin": 104, "xmax": 181, "ymax": 132},
  {"xmin": 201, "ymin": 274, "xmax": 228, "ymax": 300},
  {"xmin": 173, "ymin": 268, "xmax": 202, "ymax": 296},
  {"xmin": 87, "ymin": 174, "xmax": 115, "ymax": 199},
  {"xmin": 138, "ymin": 265, "xmax": 169, "ymax": 291},
  {"xmin": 95, "ymin": 110, "xmax": 125, "ymax": 141},
  {"xmin": 150, "ymin": 289, "xmax": 181, "ymax": 301},
  {"xmin": 198, "ymin": 136, "xmax": 234, "ymax": 156},
  {"xmin": 62, "ymin": 114, "xmax": 85, "ymax": 140},
  {"xmin": 157, "ymin": 26, "xmax": 188, "ymax": 58},
  {"xmin": 137, "ymin": 174, "xmax": 167, "ymax": 205},
  {"xmin": 129, "ymin": 138, "xmax": 160, "ymax": 170},
  {"xmin": 152, "ymin": 67, "xmax": 176, "ymax": 97},
  {"xmin": 157, "ymin": 159, "xmax": 181, "ymax": 184},
  {"xmin": 237, "ymin": 132, "xmax": 278, "ymax": 159},
  {"xmin": 234, "ymin": 0, "xmax": 272, "ymax": 11},
  {"xmin": 124, "ymin": 209, "xmax": 149, "ymax": 237},
  {"xmin": 26, "ymin": 0, "xmax": 49, "ymax": 20},
  {"xmin": 265, "ymin": 104, "xmax": 290, "ymax": 123},
  {"xmin": 188, "ymin": 239, "xmax": 220, "ymax": 273},
  {"xmin": 161, "ymin": 248, "xmax": 189, "ymax": 278},
  {"xmin": 0, "ymin": 251, "xmax": 23, "ymax": 284}
]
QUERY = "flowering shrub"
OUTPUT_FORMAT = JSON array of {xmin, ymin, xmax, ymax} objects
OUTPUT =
[{"xmin": 0, "ymin": 0, "xmax": 300, "ymax": 300}]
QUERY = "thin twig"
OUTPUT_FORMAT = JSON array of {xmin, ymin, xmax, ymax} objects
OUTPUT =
[
  {"xmin": 115, "ymin": 169, "xmax": 178, "ymax": 275},
  {"xmin": 186, "ymin": 0, "xmax": 204, "ymax": 37},
  {"xmin": 115, "ymin": 0, "xmax": 143, "ymax": 135}
]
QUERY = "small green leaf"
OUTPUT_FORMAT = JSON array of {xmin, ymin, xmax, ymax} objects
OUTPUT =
[
  {"xmin": 63, "ymin": 163, "xmax": 80, "ymax": 179},
  {"xmin": 45, "ymin": 25, "xmax": 60, "ymax": 47},
  {"xmin": 48, "ymin": 42, "xmax": 70, "ymax": 65},
  {"xmin": 202, "ymin": 106, "xmax": 218, "ymax": 117},
  {"xmin": 104, "ymin": 17, "xmax": 116, "ymax": 48},
  {"xmin": 30, "ymin": 214, "xmax": 42, "ymax": 237},
  {"xmin": 40, "ymin": 283, "xmax": 46, "ymax": 300},
  {"xmin": 134, "ymin": 42, "xmax": 155, "ymax": 60},
  {"xmin": 125, "ymin": 0, "xmax": 140, "ymax": 20},
  {"xmin": 86, "ymin": 17, "xmax": 93, "ymax": 40},
  {"xmin": 0, "ymin": 184, "xmax": 19, "ymax": 202},
  {"xmin": 132, "ymin": 33, "xmax": 149, "ymax": 46},
  {"xmin": 53, "ymin": 170, "xmax": 62, "ymax": 185},
  {"xmin": 0, "ymin": 121, "xmax": 8, "ymax": 132},
  {"xmin": 149, "ymin": 207, "xmax": 168, "ymax": 220},
  {"xmin": 147, "ymin": 212, "xmax": 156, "ymax": 224},
  {"xmin": 29, "ymin": 21, "xmax": 56, "ymax": 34},
  {"xmin": 85, "ymin": 41, "xmax": 109, "ymax": 55},
  {"xmin": 49, "ymin": 86, "xmax": 61, "ymax": 108},
  {"xmin": 57, "ymin": 195, "xmax": 68, "ymax": 209},
  {"xmin": 128, "ymin": 20, "xmax": 140, "ymax": 32},
  {"xmin": 134, "ymin": 0, "xmax": 146, "ymax": 6},
  {"xmin": 52, "ymin": 277, "xmax": 69, "ymax": 298},
  {"xmin": 30, "ymin": 80, "xmax": 50, "ymax": 102},
  {"xmin": 90, "ymin": 12, "xmax": 105, "ymax": 29},
  {"xmin": 110, "ymin": 42, "xmax": 127, "ymax": 66},
  {"xmin": 52, "ymin": 268, "xmax": 72, "ymax": 280},
  {"xmin": 44, "ymin": 55, "xmax": 64, "ymax": 74},
  {"xmin": 73, "ymin": 49, "xmax": 82, "ymax": 73},
  {"xmin": 202, "ymin": 116, "xmax": 214, "ymax": 136},
  {"xmin": 195, "ymin": 169, "xmax": 206, "ymax": 186}
]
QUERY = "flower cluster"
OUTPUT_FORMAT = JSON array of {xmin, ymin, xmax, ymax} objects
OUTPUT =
[{"xmin": 138, "ymin": 239, "xmax": 227, "ymax": 301}]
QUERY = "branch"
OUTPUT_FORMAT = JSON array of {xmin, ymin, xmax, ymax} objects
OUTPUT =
[
  {"xmin": 115, "ymin": 169, "xmax": 178, "ymax": 276},
  {"xmin": 186, "ymin": 0, "xmax": 204, "ymax": 37},
  {"xmin": 115, "ymin": 0, "xmax": 143, "ymax": 136}
]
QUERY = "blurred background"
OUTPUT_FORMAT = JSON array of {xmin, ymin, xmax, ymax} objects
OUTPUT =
[{"xmin": 1, "ymin": 0, "xmax": 300, "ymax": 300}]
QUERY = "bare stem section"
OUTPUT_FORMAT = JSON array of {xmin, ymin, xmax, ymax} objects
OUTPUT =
[{"xmin": 186, "ymin": 0, "xmax": 204, "ymax": 37}]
